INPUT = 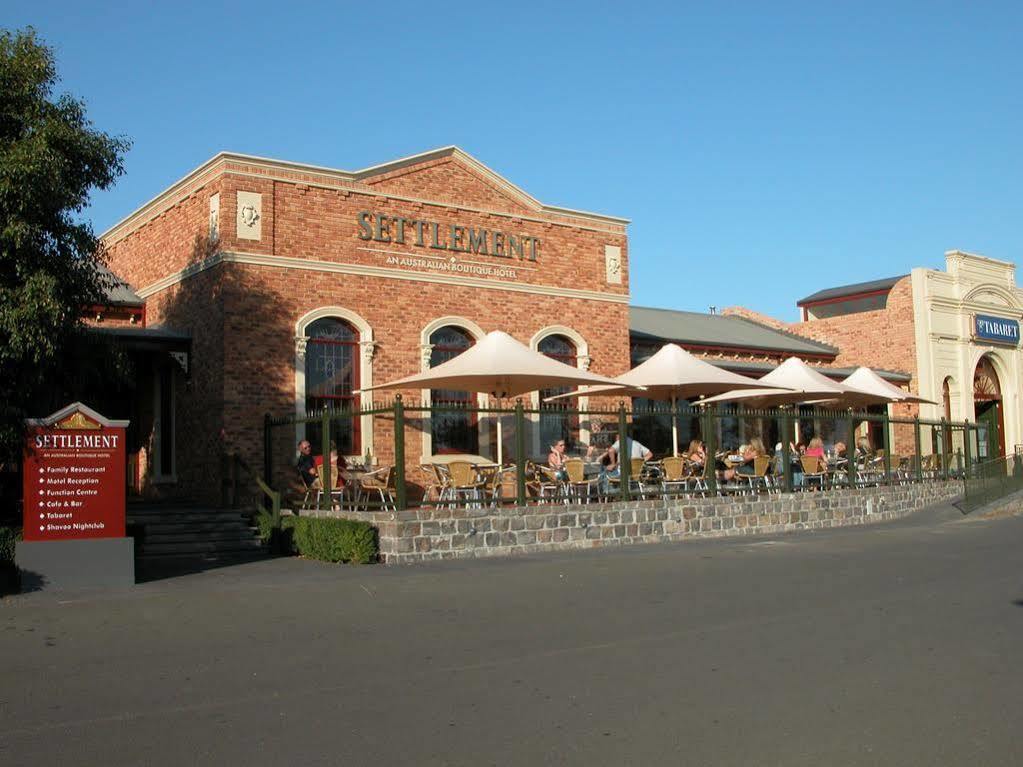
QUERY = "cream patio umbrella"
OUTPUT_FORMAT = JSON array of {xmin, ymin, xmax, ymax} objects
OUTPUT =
[
  {"xmin": 360, "ymin": 330, "xmax": 625, "ymax": 462},
  {"xmin": 700, "ymin": 356, "xmax": 883, "ymax": 408},
  {"xmin": 545, "ymin": 343, "xmax": 769, "ymax": 456},
  {"xmin": 841, "ymin": 367, "xmax": 938, "ymax": 406}
]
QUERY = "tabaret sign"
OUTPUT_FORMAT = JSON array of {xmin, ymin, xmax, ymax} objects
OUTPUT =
[
  {"xmin": 973, "ymin": 314, "xmax": 1020, "ymax": 346},
  {"xmin": 23, "ymin": 403, "xmax": 128, "ymax": 541},
  {"xmin": 357, "ymin": 211, "xmax": 541, "ymax": 261}
]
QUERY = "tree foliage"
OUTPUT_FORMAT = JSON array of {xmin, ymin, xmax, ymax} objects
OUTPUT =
[{"xmin": 0, "ymin": 28, "xmax": 129, "ymax": 459}]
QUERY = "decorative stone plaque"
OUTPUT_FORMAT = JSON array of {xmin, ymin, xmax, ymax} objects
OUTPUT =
[
  {"xmin": 605, "ymin": 244, "xmax": 622, "ymax": 285},
  {"xmin": 208, "ymin": 193, "xmax": 220, "ymax": 240},
  {"xmin": 236, "ymin": 191, "xmax": 262, "ymax": 241}
]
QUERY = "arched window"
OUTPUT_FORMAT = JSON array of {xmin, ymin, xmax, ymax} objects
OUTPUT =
[
  {"xmin": 430, "ymin": 326, "xmax": 478, "ymax": 454},
  {"xmin": 538, "ymin": 334, "xmax": 579, "ymax": 451},
  {"xmin": 305, "ymin": 317, "xmax": 360, "ymax": 454}
]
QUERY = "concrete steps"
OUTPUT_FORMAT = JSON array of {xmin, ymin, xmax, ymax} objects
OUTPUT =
[{"xmin": 128, "ymin": 504, "xmax": 269, "ymax": 561}]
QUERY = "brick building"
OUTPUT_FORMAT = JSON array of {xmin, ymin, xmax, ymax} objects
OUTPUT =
[
  {"xmin": 98, "ymin": 145, "xmax": 1014, "ymax": 505},
  {"xmin": 101, "ymin": 147, "xmax": 632, "ymax": 500},
  {"xmin": 725, "ymin": 250, "xmax": 1023, "ymax": 459}
]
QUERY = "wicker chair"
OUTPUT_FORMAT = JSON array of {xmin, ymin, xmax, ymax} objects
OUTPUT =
[
  {"xmin": 356, "ymin": 465, "xmax": 395, "ymax": 511},
  {"xmin": 800, "ymin": 456, "xmax": 827, "ymax": 490},
  {"xmin": 564, "ymin": 458, "xmax": 599, "ymax": 504},
  {"xmin": 447, "ymin": 461, "xmax": 486, "ymax": 507},
  {"xmin": 660, "ymin": 456, "xmax": 687, "ymax": 496}
]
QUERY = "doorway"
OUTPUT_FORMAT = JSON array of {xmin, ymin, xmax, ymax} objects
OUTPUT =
[{"xmin": 973, "ymin": 356, "xmax": 1005, "ymax": 459}]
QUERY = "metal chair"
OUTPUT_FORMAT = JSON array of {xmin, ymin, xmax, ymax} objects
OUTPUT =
[
  {"xmin": 447, "ymin": 461, "xmax": 486, "ymax": 507},
  {"xmin": 660, "ymin": 456, "xmax": 687, "ymax": 496},
  {"xmin": 564, "ymin": 458, "xmax": 599, "ymax": 503},
  {"xmin": 356, "ymin": 465, "xmax": 396, "ymax": 511}
]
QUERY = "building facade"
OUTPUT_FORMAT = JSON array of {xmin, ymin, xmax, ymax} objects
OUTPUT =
[
  {"xmin": 101, "ymin": 147, "xmax": 632, "ymax": 500},
  {"xmin": 728, "ymin": 250, "xmax": 1022, "ymax": 459}
]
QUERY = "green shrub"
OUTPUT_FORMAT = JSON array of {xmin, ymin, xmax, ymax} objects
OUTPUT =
[
  {"xmin": 0, "ymin": 527, "xmax": 20, "ymax": 565},
  {"xmin": 258, "ymin": 514, "xmax": 377, "ymax": 564},
  {"xmin": 254, "ymin": 510, "xmax": 276, "ymax": 544}
]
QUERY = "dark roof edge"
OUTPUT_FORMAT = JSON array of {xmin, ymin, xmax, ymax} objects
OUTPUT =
[
  {"xmin": 797, "ymin": 274, "xmax": 909, "ymax": 306},
  {"xmin": 726, "ymin": 314, "xmax": 839, "ymax": 354}
]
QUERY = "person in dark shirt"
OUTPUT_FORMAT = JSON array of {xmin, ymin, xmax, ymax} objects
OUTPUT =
[{"xmin": 296, "ymin": 440, "xmax": 317, "ymax": 487}]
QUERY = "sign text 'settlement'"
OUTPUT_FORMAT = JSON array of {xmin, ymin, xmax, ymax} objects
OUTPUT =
[
  {"xmin": 974, "ymin": 314, "xmax": 1020, "ymax": 346},
  {"xmin": 357, "ymin": 211, "xmax": 540, "ymax": 261}
]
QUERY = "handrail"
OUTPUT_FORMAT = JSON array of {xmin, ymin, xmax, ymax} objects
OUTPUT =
[{"xmin": 223, "ymin": 451, "xmax": 281, "ymax": 531}]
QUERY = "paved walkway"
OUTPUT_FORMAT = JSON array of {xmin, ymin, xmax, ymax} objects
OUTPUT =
[{"xmin": 2, "ymin": 502, "xmax": 1021, "ymax": 766}]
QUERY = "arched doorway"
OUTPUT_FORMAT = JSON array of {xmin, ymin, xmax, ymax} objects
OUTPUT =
[{"xmin": 973, "ymin": 356, "xmax": 1005, "ymax": 458}]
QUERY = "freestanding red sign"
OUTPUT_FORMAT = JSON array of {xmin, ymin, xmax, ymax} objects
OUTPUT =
[{"xmin": 23, "ymin": 403, "xmax": 128, "ymax": 542}]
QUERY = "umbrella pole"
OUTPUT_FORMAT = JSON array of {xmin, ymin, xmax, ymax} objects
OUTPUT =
[
  {"xmin": 671, "ymin": 395, "xmax": 679, "ymax": 457},
  {"xmin": 497, "ymin": 411, "xmax": 503, "ymax": 464}
]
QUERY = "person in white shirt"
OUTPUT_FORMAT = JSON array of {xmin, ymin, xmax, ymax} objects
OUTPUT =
[
  {"xmin": 609, "ymin": 436, "xmax": 653, "ymax": 462},
  {"xmin": 598, "ymin": 436, "xmax": 652, "ymax": 492}
]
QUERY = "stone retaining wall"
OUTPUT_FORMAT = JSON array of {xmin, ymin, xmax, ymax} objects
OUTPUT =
[{"xmin": 313, "ymin": 481, "xmax": 962, "ymax": 564}]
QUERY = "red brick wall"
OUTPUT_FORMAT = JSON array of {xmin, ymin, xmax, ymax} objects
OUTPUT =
[{"xmin": 726, "ymin": 277, "xmax": 922, "ymax": 453}]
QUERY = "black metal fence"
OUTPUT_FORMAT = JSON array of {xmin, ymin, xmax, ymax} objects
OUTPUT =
[
  {"xmin": 259, "ymin": 397, "xmax": 982, "ymax": 512},
  {"xmin": 961, "ymin": 452, "xmax": 1023, "ymax": 513}
]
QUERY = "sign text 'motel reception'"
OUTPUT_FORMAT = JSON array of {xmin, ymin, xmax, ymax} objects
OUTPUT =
[
  {"xmin": 23, "ymin": 403, "xmax": 127, "ymax": 541},
  {"xmin": 974, "ymin": 314, "xmax": 1021, "ymax": 346},
  {"xmin": 357, "ymin": 211, "xmax": 540, "ymax": 261}
]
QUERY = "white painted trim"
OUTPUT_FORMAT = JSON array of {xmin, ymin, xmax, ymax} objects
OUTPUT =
[
  {"xmin": 418, "ymin": 318, "xmax": 489, "ymax": 462},
  {"xmin": 135, "ymin": 250, "xmax": 631, "ymax": 305},
  {"xmin": 294, "ymin": 307, "xmax": 375, "ymax": 460},
  {"xmin": 100, "ymin": 147, "xmax": 629, "ymax": 244}
]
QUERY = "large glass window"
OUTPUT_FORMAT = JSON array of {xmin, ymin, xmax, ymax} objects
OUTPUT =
[
  {"xmin": 430, "ymin": 326, "xmax": 478, "ymax": 455},
  {"xmin": 305, "ymin": 317, "xmax": 360, "ymax": 454},
  {"xmin": 538, "ymin": 335, "xmax": 580, "ymax": 453}
]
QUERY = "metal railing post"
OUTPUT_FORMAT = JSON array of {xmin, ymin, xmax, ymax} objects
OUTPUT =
[
  {"xmin": 320, "ymin": 408, "xmax": 331, "ymax": 510},
  {"xmin": 704, "ymin": 405, "xmax": 718, "ymax": 496},
  {"xmin": 515, "ymin": 400, "xmax": 526, "ymax": 506},
  {"xmin": 939, "ymin": 418, "xmax": 948, "ymax": 480},
  {"xmin": 618, "ymin": 402, "xmax": 631, "ymax": 501},
  {"xmin": 846, "ymin": 411, "xmax": 856, "ymax": 489},
  {"xmin": 913, "ymin": 415, "xmax": 923, "ymax": 482},
  {"xmin": 882, "ymin": 410, "xmax": 892, "ymax": 484},
  {"xmin": 963, "ymin": 420, "xmax": 972, "ymax": 483},
  {"xmin": 393, "ymin": 395, "xmax": 407, "ymax": 510}
]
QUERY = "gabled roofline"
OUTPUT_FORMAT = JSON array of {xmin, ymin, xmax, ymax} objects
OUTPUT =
[
  {"xmin": 25, "ymin": 401, "xmax": 130, "ymax": 428},
  {"xmin": 99, "ymin": 146, "xmax": 630, "ymax": 242}
]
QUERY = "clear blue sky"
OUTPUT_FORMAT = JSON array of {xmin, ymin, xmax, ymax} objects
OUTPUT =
[{"xmin": 8, "ymin": 1, "xmax": 1022, "ymax": 320}]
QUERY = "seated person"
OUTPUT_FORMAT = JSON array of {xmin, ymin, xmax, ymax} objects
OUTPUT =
[
  {"xmin": 608, "ymin": 435, "xmax": 653, "ymax": 463},
  {"xmin": 856, "ymin": 436, "xmax": 873, "ymax": 464},
  {"xmin": 833, "ymin": 441, "xmax": 848, "ymax": 462},
  {"xmin": 548, "ymin": 439, "xmax": 569, "ymax": 481},
  {"xmin": 804, "ymin": 437, "xmax": 827, "ymax": 470},
  {"xmin": 724, "ymin": 438, "xmax": 767, "ymax": 481},
  {"xmin": 296, "ymin": 440, "xmax": 318, "ymax": 487},
  {"xmin": 686, "ymin": 439, "xmax": 706, "ymax": 470}
]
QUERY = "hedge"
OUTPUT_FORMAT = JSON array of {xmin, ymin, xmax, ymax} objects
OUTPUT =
[
  {"xmin": 0, "ymin": 526, "xmax": 19, "ymax": 565},
  {"xmin": 257, "ymin": 512, "xmax": 377, "ymax": 564}
]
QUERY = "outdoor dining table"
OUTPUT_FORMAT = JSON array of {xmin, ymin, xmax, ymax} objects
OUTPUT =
[{"xmin": 429, "ymin": 454, "xmax": 496, "ymax": 467}]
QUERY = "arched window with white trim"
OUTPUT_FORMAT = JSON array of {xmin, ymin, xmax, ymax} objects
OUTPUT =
[
  {"xmin": 305, "ymin": 317, "xmax": 361, "ymax": 454},
  {"xmin": 429, "ymin": 325, "xmax": 479, "ymax": 455},
  {"xmin": 295, "ymin": 307, "xmax": 374, "ymax": 459},
  {"xmin": 538, "ymin": 334, "xmax": 580, "ymax": 451}
]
